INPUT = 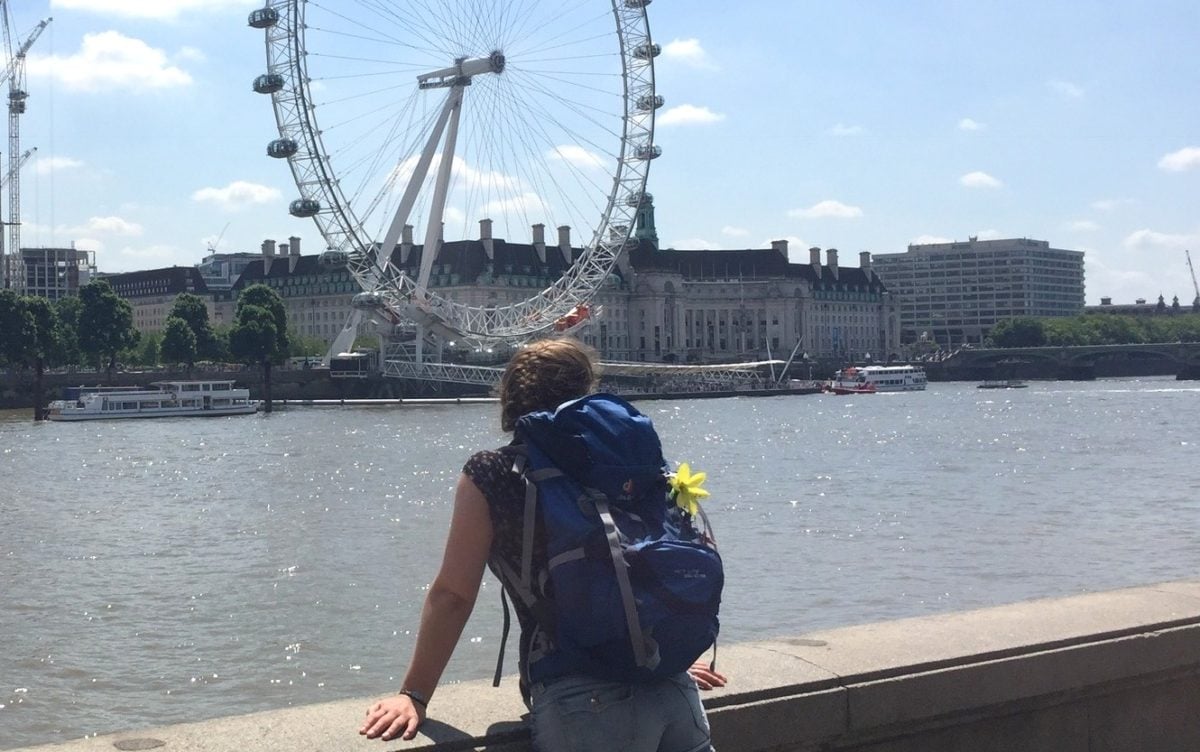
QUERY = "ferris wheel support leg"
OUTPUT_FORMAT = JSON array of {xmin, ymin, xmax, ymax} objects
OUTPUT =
[
  {"xmin": 373, "ymin": 87, "xmax": 462, "ymax": 288},
  {"xmin": 327, "ymin": 309, "xmax": 364, "ymax": 363},
  {"xmin": 417, "ymin": 86, "xmax": 465, "ymax": 293}
]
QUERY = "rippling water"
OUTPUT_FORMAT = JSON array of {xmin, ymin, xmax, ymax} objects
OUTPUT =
[{"xmin": 2, "ymin": 378, "xmax": 1198, "ymax": 748}]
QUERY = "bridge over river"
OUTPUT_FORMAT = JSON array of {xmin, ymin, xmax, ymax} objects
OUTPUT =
[{"xmin": 933, "ymin": 341, "xmax": 1200, "ymax": 380}]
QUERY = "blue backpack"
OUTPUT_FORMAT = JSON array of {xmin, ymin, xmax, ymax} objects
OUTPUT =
[{"xmin": 493, "ymin": 393, "xmax": 723, "ymax": 687}]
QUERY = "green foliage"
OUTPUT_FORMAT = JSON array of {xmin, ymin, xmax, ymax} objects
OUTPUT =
[
  {"xmin": 78, "ymin": 279, "xmax": 139, "ymax": 373},
  {"xmin": 0, "ymin": 289, "xmax": 35, "ymax": 367},
  {"xmin": 168, "ymin": 293, "xmax": 219, "ymax": 360},
  {"xmin": 135, "ymin": 331, "xmax": 162, "ymax": 367},
  {"xmin": 161, "ymin": 316, "xmax": 198, "ymax": 366},
  {"xmin": 0, "ymin": 292, "xmax": 61, "ymax": 369},
  {"xmin": 53, "ymin": 296, "xmax": 83, "ymax": 366},
  {"xmin": 988, "ymin": 317, "xmax": 1046, "ymax": 347},
  {"xmin": 235, "ymin": 284, "xmax": 289, "ymax": 362},
  {"xmin": 229, "ymin": 304, "xmax": 279, "ymax": 365},
  {"xmin": 288, "ymin": 330, "xmax": 327, "ymax": 357},
  {"xmin": 990, "ymin": 313, "xmax": 1200, "ymax": 347},
  {"xmin": 24, "ymin": 297, "xmax": 62, "ymax": 367}
]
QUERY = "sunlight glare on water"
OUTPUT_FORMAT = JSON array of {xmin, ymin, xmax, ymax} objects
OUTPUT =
[{"xmin": 1, "ymin": 377, "xmax": 1197, "ymax": 748}]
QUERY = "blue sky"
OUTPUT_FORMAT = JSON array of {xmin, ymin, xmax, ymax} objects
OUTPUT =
[{"xmin": 13, "ymin": 0, "xmax": 1200, "ymax": 305}]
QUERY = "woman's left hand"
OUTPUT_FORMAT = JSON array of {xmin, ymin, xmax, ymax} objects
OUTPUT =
[
  {"xmin": 360, "ymin": 695, "xmax": 426, "ymax": 741},
  {"xmin": 688, "ymin": 660, "xmax": 728, "ymax": 690}
]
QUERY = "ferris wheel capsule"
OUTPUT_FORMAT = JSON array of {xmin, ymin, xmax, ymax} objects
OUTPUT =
[
  {"xmin": 253, "ymin": 74, "xmax": 284, "ymax": 94},
  {"xmin": 288, "ymin": 198, "xmax": 321, "ymax": 218},
  {"xmin": 267, "ymin": 139, "xmax": 298, "ymax": 159},
  {"xmin": 319, "ymin": 249, "xmax": 350, "ymax": 268},
  {"xmin": 633, "ymin": 43, "xmax": 661, "ymax": 60},
  {"xmin": 247, "ymin": 7, "xmax": 279, "ymax": 28}
]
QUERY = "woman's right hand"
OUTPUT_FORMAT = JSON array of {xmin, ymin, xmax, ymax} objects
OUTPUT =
[{"xmin": 360, "ymin": 695, "xmax": 426, "ymax": 742}]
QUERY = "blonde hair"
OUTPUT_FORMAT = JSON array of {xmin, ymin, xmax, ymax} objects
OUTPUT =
[{"xmin": 498, "ymin": 338, "xmax": 599, "ymax": 431}]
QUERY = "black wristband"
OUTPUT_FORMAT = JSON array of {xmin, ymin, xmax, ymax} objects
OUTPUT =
[{"xmin": 398, "ymin": 688, "xmax": 428, "ymax": 709}]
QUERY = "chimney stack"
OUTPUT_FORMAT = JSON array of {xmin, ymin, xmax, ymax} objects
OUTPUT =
[
  {"xmin": 400, "ymin": 224, "xmax": 414, "ymax": 264},
  {"xmin": 771, "ymin": 239, "xmax": 789, "ymax": 257},
  {"xmin": 261, "ymin": 239, "xmax": 276, "ymax": 257},
  {"xmin": 480, "ymin": 218, "xmax": 494, "ymax": 260},
  {"xmin": 557, "ymin": 225, "xmax": 572, "ymax": 264},
  {"xmin": 827, "ymin": 248, "xmax": 839, "ymax": 279},
  {"xmin": 809, "ymin": 246, "xmax": 821, "ymax": 274},
  {"xmin": 532, "ymin": 223, "xmax": 547, "ymax": 264},
  {"xmin": 288, "ymin": 236, "xmax": 301, "ymax": 272}
]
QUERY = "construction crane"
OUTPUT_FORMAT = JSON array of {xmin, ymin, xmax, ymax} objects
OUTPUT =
[
  {"xmin": 0, "ymin": 9, "xmax": 51, "ymax": 292},
  {"xmin": 0, "ymin": 145, "xmax": 34, "ymax": 189},
  {"xmin": 1187, "ymin": 250, "xmax": 1200, "ymax": 311}
]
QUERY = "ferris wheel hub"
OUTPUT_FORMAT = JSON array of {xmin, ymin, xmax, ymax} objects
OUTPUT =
[{"xmin": 417, "ymin": 53, "xmax": 506, "ymax": 90}]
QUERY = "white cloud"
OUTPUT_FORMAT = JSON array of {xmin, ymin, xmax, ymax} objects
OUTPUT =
[
  {"xmin": 1123, "ymin": 228, "xmax": 1200, "ymax": 250},
  {"xmin": 1047, "ymin": 79, "xmax": 1084, "ymax": 99},
  {"xmin": 959, "ymin": 171, "xmax": 1003, "ymax": 189},
  {"xmin": 788, "ymin": 200, "xmax": 863, "ymax": 220},
  {"xmin": 547, "ymin": 145, "xmax": 606, "ymax": 170},
  {"xmin": 828, "ymin": 123, "xmax": 864, "ymax": 136},
  {"xmin": 1092, "ymin": 198, "xmax": 1133, "ymax": 212},
  {"xmin": 1084, "ymin": 255, "xmax": 1156, "ymax": 304},
  {"xmin": 82, "ymin": 216, "xmax": 144, "ymax": 236},
  {"xmin": 1066, "ymin": 220, "xmax": 1100, "ymax": 232},
  {"xmin": 393, "ymin": 155, "xmax": 520, "ymax": 193},
  {"xmin": 721, "ymin": 226, "xmax": 750, "ymax": 237},
  {"xmin": 910, "ymin": 234, "xmax": 953, "ymax": 245},
  {"xmin": 661, "ymin": 39, "xmax": 716, "ymax": 69},
  {"xmin": 110, "ymin": 244, "xmax": 183, "ymax": 269},
  {"xmin": 192, "ymin": 181, "xmax": 281, "ymax": 210},
  {"xmin": 49, "ymin": 0, "xmax": 250, "ymax": 20},
  {"xmin": 35, "ymin": 156, "xmax": 84, "ymax": 175},
  {"xmin": 958, "ymin": 118, "xmax": 985, "ymax": 131},
  {"xmin": 671, "ymin": 237, "xmax": 721, "ymax": 250},
  {"xmin": 658, "ymin": 104, "xmax": 725, "ymax": 127},
  {"xmin": 1157, "ymin": 146, "xmax": 1200, "ymax": 172},
  {"xmin": 975, "ymin": 229, "xmax": 1002, "ymax": 240},
  {"xmin": 27, "ymin": 31, "xmax": 193, "ymax": 92},
  {"xmin": 176, "ymin": 46, "xmax": 207, "ymax": 63},
  {"xmin": 482, "ymin": 192, "xmax": 546, "ymax": 216}
]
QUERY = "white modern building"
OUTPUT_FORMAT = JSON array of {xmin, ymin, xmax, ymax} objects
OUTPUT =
[{"xmin": 871, "ymin": 237, "xmax": 1085, "ymax": 346}]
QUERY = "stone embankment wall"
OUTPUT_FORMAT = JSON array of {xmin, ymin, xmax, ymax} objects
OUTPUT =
[{"xmin": 18, "ymin": 580, "xmax": 1200, "ymax": 752}]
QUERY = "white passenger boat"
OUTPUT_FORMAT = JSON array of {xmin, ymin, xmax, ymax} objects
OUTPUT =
[
  {"xmin": 826, "ymin": 365, "xmax": 927, "ymax": 394},
  {"xmin": 46, "ymin": 380, "xmax": 259, "ymax": 421}
]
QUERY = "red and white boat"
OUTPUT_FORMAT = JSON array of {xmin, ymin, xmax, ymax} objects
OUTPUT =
[{"xmin": 825, "ymin": 365, "xmax": 926, "ymax": 394}]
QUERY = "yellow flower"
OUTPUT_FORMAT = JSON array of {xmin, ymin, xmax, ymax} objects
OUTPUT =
[{"xmin": 669, "ymin": 462, "xmax": 710, "ymax": 517}]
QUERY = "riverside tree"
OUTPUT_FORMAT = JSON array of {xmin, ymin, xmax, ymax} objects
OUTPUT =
[
  {"xmin": 167, "ymin": 293, "xmax": 219, "ymax": 361},
  {"xmin": 78, "ymin": 279, "xmax": 139, "ymax": 383},
  {"xmin": 229, "ymin": 283, "xmax": 289, "ymax": 412},
  {"xmin": 0, "ymin": 291, "xmax": 62, "ymax": 420},
  {"xmin": 161, "ymin": 316, "xmax": 198, "ymax": 370}
]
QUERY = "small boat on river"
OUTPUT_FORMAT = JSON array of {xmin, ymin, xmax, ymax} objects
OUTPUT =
[
  {"xmin": 47, "ymin": 380, "xmax": 259, "ymax": 421},
  {"xmin": 825, "ymin": 365, "xmax": 927, "ymax": 394},
  {"xmin": 977, "ymin": 379, "xmax": 1028, "ymax": 389}
]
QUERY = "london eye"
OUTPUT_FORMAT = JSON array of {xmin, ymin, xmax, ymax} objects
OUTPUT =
[{"xmin": 249, "ymin": 1, "xmax": 659, "ymax": 357}]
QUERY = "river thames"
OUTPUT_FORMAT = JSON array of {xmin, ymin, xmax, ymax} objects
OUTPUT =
[{"xmin": 1, "ymin": 377, "xmax": 1197, "ymax": 748}]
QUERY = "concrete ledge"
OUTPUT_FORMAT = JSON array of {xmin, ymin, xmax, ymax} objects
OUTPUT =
[{"xmin": 15, "ymin": 580, "xmax": 1200, "ymax": 752}]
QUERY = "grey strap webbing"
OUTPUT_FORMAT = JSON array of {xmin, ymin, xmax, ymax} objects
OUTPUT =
[{"xmin": 593, "ymin": 495, "xmax": 658, "ymax": 670}]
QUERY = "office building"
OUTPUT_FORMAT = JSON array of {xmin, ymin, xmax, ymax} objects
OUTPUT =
[{"xmin": 871, "ymin": 237, "xmax": 1085, "ymax": 345}]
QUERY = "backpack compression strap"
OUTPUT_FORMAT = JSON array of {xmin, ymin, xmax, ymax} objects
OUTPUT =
[
  {"xmin": 592, "ymin": 493, "xmax": 661, "ymax": 672},
  {"xmin": 492, "ymin": 450, "xmax": 563, "ymax": 687}
]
